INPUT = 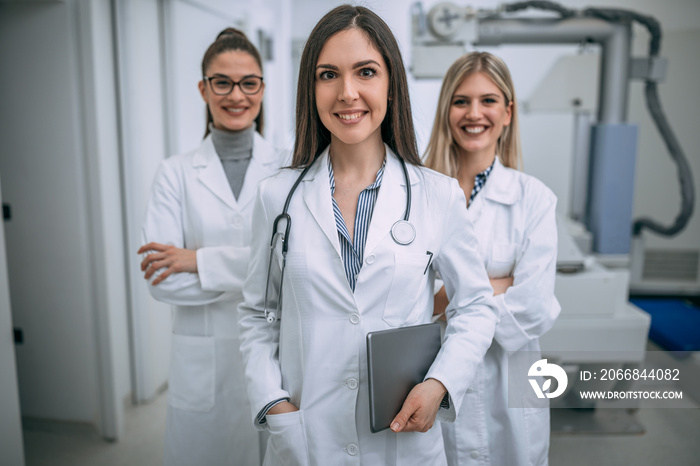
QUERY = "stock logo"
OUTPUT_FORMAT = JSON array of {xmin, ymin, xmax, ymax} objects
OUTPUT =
[{"xmin": 528, "ymin": 359, "xmax": 568, "ymax": 399}]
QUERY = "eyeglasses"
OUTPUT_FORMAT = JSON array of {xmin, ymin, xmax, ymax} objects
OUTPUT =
[{"xmin": 204, "ymin": 75, "xmax": 264, "ymax": 95}]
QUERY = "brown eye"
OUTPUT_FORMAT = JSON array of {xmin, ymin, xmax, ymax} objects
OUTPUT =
[
  {"xmin": 213, "ymin": 78, "xmax": 231, "ymax": 88},
  {"xmin": 359, "ymin": 68, "xmax": 376, "ymax": 78}
]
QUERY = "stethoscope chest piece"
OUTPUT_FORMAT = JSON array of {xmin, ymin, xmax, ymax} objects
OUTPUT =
[{"xmin": 391, "ymin": 220, "xmax": 415, "ymax": 245}]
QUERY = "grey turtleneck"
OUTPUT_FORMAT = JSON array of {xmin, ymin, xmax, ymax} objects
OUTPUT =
[{"xmin": 209, "ymin": 123, "xmax": 254, "ymax": 200}]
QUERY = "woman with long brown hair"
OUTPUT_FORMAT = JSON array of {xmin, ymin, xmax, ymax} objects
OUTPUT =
[{"xmin": 238, "ymin": 6, "xmax": 499, "ymax": 465}]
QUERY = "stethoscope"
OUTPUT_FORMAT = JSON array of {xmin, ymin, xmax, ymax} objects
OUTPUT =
[{"xmin": 263, "ymin": 154, "xmax": 415, "ymax": 323}]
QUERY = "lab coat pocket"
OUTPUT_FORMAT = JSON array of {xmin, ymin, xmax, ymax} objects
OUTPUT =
[
  {"xmin": 167, "ymin": 334, "xmax": 215, "ymax": 412},
  {"xmin": 265, "ymin": 410, "xmax": 311, "ymax": 466},
  {"xmin": 487, "ymin": 242, "xmax": 518, "ymax": 278},
  {"xmin": 383, "ymin": 252, "xmax": 430, "ymax": 327}
]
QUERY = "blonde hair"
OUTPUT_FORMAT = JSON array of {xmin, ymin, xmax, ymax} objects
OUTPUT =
[{"xmin": 424, "ymin": 51, "xmax": 521, "ymax": 176}]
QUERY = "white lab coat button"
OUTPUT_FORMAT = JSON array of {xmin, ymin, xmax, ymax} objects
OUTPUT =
[
  {"xmin": 349, "ymin": 313, "xmax": 360, "ymax": 324},
  {"xmin": 366, "ymin": 255, "xmax": 376, "ymax": 264},
  {"xmin": 347, "ymin": 444, "xmax": 358, "ymax": 456},
  {"xmin": 466, "ymin": 387, "xmax": 473, "ymax": 393},
  {"xmin": 470, "ymin": 451, "xmax": 479, "ymax": 459},
  {"xmin": 347, "ymin": 378, "xmax": 358, "ymax": 390}
]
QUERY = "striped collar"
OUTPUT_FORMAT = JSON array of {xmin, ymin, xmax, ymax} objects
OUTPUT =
[{"xmin": 468, "ymin": 159, "xmax": 495, "ymax": 206}]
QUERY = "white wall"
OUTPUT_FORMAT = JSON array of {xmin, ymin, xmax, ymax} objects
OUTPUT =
[
  {"xmin": 116, "ymin": 0, "xmax": 174, "ymax": 402},
  {"xmin": 0, "ymin": 0, "xmax": 99, "ymax": 423},
  {"xmin": 248, "ymin": 0, "xmax": 295, "ymax": 149},
  {"xmin": 76, "ymin": 0, "xmax": 134, "ymax": 438},
  {"xmin": 166, "ymin": 1, "xmax": 244, "ymax": 155},
  {"xmin": 0, "ymin": 0, "xmax": 133, "ymax": 440},
  {"xmin": 0, "ymin": 177, "xmax": 25, "ymax": 466}
]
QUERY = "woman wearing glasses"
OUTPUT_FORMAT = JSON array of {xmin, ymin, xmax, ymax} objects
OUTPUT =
[{"xmin": 139, "ymin": 28, "xmax": 283, "ymax": 466}]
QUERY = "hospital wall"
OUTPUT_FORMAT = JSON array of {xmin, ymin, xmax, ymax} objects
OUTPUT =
[
  {"xmin": 0, "ymin": 179, "xmax": 24, "ymax": 466},
  {"xmin": 0, "ymin": 0, "xmax": 129, "ymax": 440}
]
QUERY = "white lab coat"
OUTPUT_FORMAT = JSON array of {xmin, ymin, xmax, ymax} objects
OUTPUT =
[
  {"xmin": 142, "ymin": 132, "xmax": 283, "ymax": 466},
  {"xmin": 238, "ymin": 146, "xmax": 500, "ymax": 466},
  {"xmin": 441, "ymin": 158, "xmax": 561, "ymax": 466}
]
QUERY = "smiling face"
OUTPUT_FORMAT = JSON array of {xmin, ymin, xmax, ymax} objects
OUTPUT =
[
  {"xmin": 198, "ymin": 50, "xmax": 264, "ymax": 132},
  {"xmin": 314, "ymin": 28, "xmax": 389, "ymax": 151},
  {"xmin": 449, "ymin": 71, "xmax": 512, "ymax": 161}
]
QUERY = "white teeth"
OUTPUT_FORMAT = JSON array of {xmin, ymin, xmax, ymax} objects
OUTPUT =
[
  {"xmin": 225, "ymin": 107, "xmax": 245, "ymax": 113},
  {"xmin": 338, "ymin": 112, "xmax": 363, "ymax": 120},
  {"xmin": 464, "ymin": 126, "xmax": 485, "ymax": 134}
]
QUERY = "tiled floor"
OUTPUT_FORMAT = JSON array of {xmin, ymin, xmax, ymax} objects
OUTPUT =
[
  {"xmin": 23, "ymin": 393, "xmax": 166, "ymax": 466},
  {"xmin": 550, "ymin": 405, "xmax": 700, "ymax": 465},
  {"xmin": 22, "ymin": 349, "xmax": 700, "ymax": 466}
]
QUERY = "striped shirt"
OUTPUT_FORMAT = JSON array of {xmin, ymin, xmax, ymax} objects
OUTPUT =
[
  {"xmin": 256, "ymin": 397, "xmax": 290, "ymax": 425},
  {"xmin": 329, "ymin": 157, "xmax": 385, "ymax": 291},
  {"xmin": 469, "ymin": 160, "xmax": 495, "ymax": 206}
]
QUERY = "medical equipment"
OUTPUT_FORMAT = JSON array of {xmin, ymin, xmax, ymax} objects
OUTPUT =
[
  {"xmin": 263, "ymin": 154, "xmax": 414, "ymax": 323},
  {"xmin": 389, "ymin": 156, "xmax": 415, "ymax": 244},
  {"xmin": 411, "ymin": 1, "xmax": 694, "ymax": 256}
]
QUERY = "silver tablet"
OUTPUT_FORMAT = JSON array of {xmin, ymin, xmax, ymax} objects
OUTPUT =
[{"xmin": 366, "ymin": 322, "xmax": 442, "ymax": 433}]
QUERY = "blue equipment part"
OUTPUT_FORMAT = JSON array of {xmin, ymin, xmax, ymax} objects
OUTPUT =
[{"xmin": 586, "ymin": 123, "xmax": 638, "ymax": 254}]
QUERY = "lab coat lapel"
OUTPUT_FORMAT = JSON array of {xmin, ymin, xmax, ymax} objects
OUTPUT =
[
  {"xmin": 468, "ymin": 158, "xmax": 519, "ymax": 222},
  {"xmin": 364, "ymin": 147, "xmax": 413, "ymax": 256},
  {"xmin": 194, "ymin": 136, "xmax": 237, "ymax": 210},
  {"xmin": 236, "ymin": 132, "xmax": 279, "ymax": 209},
  {"xmin": 301, "ymin": 148, "xmax": 342, "ymax": 257},
  {"xmin": 467, "ymin": 188, "xmax": 485, "ymax": 222},
  {"xmin": 482, "ymin": 158, "xmax": 520, "ymax": 206}
]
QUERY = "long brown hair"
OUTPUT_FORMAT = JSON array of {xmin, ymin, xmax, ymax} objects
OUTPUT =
[
  {"xmin": 291, "ymin": 5, "xmax": 420, "ymax": 168},
  {"xmin": 424, "ymin": 51, "xmax": 521, "ymax": 176},
  {"xmin": 201, "ymin": 28, "xmax": 264, "ymax": 138}
]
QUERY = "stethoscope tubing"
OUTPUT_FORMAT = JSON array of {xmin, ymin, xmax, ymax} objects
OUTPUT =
[
  {"xmin": 263, "ymin": 154, "xmax": 412, "ymax": 322},
  {"xmin": 399, "ymin": 156, "xmax": 411, "ymax": 222}
]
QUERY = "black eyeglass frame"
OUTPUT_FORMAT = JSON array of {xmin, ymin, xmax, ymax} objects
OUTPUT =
[{"xmin": 203, "ymin": 75, "xmax": 264, "ymax": 96}]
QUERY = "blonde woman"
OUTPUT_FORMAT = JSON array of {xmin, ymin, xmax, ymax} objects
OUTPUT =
[{"xmin": 425, "ymin": 52, "xmax": 560, "ymax": 466}]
